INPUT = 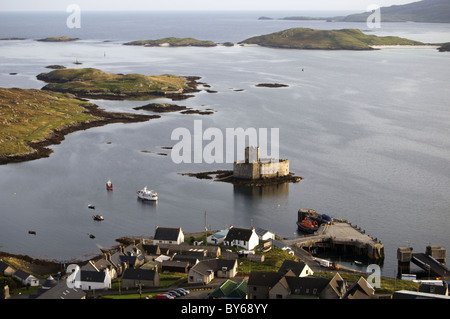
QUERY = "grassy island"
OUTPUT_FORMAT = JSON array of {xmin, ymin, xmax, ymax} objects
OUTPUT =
[
  {"xmin": 37, "ymin": 68, "xmax": 197, "ymax": 99},
  {"xmin": 37, "ymin": 36, "xmax": 80, "ymax": 42},
  {"xmin": 124, "ymin": 37, "xmax": 217, "ymax": 47},
  {"xmin": 0, "ymin": 88, "xmax": 156, "ymax": 163},
  {"xmin": 240, "ymin": 28, "xmax": 424, "ymax": 50}
]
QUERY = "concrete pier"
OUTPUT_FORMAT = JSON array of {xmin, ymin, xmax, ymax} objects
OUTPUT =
[{"xmin": 284, "ymin": 219, "xmax": 384, "ymax": 260}]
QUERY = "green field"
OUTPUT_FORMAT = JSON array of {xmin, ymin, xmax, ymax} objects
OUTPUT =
[{"xmin": 0, "ymin": 88, "xmax": 96, "ymax": 156}]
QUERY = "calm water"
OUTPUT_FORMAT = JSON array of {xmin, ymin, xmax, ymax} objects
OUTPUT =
[{"xmin": 0, "ymin": 11, "xmax": 449, "ymax": 276}]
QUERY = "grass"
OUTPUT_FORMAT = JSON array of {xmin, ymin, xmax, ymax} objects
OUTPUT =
[
  {"xmin": 240, "ymin": 28, "xmax": 424, "ymax": 50},
  {"xmin": 0, "ymin": 88, "xmax": 96, "ymax": 156},
  {"xmin": 316, "ymin": 271, "xmax": 420, "ymax": 294},
  {"xmin": 38, "ymin": 68, "xmax": 188, "ymax": 97}
]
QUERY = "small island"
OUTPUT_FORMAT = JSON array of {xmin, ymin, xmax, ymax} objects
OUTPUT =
[
  {"xmin": 36, "ymin": 68, "xmax": 201, "ymax": 100},
  {"xmin": 256, "ymin": 83, "xmax": 289, "ymax": 88},
  {"xmin": 0, "ymin": 88, "xmax": 157, "ymax": 164},
  {"xmin": 239, "ymin": 28, "xmax": 424, "ymax": 50},
  {"xmin": 438, "ymin": 42, "xmax": 450, "ymax": 52},
  {"xmin": 37, "ymin": 36, "xmax": 80, "ymax": 42},
  {"xmin": 123, "ymin": 37, "xmax": 217, "ymax": 47},
  {"xmin": 180, "ymin": 147, "xmax": 302, "ymax": 187}
]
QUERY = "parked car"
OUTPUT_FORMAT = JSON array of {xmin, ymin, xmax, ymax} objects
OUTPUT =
[
  {"xmin": 174, "ymin": 288, "xmax": 187, "ymax": 296},
  {"xmin": 177, "ymin": 288, "xmax": 190, "ymax": 295},
  {"xmin": 155, "ymin": 294, "xmax": 174, "ymax": 299},
  {"xmin": 167, "ymin": 290, "xmax": 181, "ymax": 297}
]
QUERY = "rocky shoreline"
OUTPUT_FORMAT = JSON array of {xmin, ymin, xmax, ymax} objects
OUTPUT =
[
  {"xmin": 179, "ymin": 170, "xmax": 302, "ymax": 186},
  {"xmin": 0, "ymin": 102, "xmax": 158, "ymax": 165}
]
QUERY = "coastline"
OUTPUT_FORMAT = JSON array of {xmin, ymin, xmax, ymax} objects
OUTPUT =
[{"xmin": 0, "ymin": 102, "xmax": 159, "ymax": 166}]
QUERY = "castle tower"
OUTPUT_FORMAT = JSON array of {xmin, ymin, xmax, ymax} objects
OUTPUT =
[{"xmin": 245, "ymin": 146, "xmax": 260, "ymax": 163}]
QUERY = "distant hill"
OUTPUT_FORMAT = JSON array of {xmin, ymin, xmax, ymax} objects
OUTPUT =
[
  {"xmin": 240, "ymin": 28, "xmax": 424, "ymax": 50},
  {"xmin": 342, "ymin": 0, "xmax": 450, "ymax": 23},
  {"xmin": 280, "ymin": 0, "xmax": 450, "ymax": 23}
]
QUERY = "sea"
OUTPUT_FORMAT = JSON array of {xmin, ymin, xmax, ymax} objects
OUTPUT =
[{"xmin": 0, "ymin": 10, "xmax": 449, "ymax": 277}]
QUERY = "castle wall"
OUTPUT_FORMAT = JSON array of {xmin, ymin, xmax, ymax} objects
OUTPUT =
[
  {"xmin": 260, "ymin": 159, "xmax": 289, "ymax": 179},
  {"xmin": 233, "ymin": 159, "xmax": 289, "ymax": 180},
  {"xmin": 233, "ymin": 162, "xmax": 260, "ymax": 180}
]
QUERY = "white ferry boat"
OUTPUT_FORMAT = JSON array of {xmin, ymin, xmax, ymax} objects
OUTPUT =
[{"xmin": 137, "ymin": 186, "xmax": 158, "ymax": 201}]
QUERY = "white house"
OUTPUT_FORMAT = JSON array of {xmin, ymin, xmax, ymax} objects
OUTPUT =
[
  {"xmin": 153, "ymin": 226, "xmax": 184, "ymax": 245},
  {"xmin": 255, "ymin": 228, "xmax": 275, "ymax": 241},
  {"xmin": 66, "ymin": 264, "xmax": 111, "ymax": 291},
  {"xmin": 207, "ymin": 229, "xmax": 229, "ymax": 245},
  {"xmin": 223, "ymin": 226, "xmax": 259, "ymax": 250},
  {"xmin": 13, "ymin": 269, "xmax": 39, "ymax": 287}
]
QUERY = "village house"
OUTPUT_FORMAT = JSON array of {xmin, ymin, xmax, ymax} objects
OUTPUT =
[
  {"xmin": 278, "ymin": 260, "xmax": 313, "ymax": 277},
  {"xmin": 153, "ymin": 226, "xmax": 185, "ymax": 245},
  {"xmin": 13, "ymin": 269, "xmax": 39, "ymax": 287},
  {"xmin": 36, "ymin": 281, "xmax": 86, "ymax": 299},
  {"xmin": 0, "ymin": 260, "xmax": 15, "ymax": 276},
  {"xmin": 247, "ymin": 270, "xmax": 352, "ymax": 299},
  {"xmin": 121, "ymin": 268, "xmax": 160, "ymax": 289},
  {"xmin": 269, "ymin": 275, "xmax": 331, "ymax": 299},
  {"xmin": 223, "ymin": 226, "xmax": 259, "ymax": 250},
  {"xmin": 79, "ymin": 269, "xmax": 112, "ymax": 291},
  {"xmin": 209, "ymin": 279, "xmax": 248, "ymax": 299},
  {"xmin": 255, "ymin": 227, "xmax": 275, "ymax": 241},
  {"xmin": 343, "ymin": 277, "xmax": 375, "ymax": 299},
  {"xmin": 188, "ymin": 259, "xmax": 238, "ymax": 285},
  {"xmin": 207, "ymin": 229, "xmax": 229, "ymax": 245},
  {"xmin": 161, "ymin": 260, "xmax": 190, "ymax": 273}
]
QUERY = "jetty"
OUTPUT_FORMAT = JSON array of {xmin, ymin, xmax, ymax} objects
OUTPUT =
[
  {"xmin": 398, "ymin": 245, "xmax": 449, "ymax": 280},
  {"xmin": 283, "ymin": 209, "xmax": 384, "ymax": 261}
]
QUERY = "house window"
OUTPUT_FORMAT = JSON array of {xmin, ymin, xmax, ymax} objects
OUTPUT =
[{"xmin": 276, "ymin": 294, "xmax": 282, "ymax": 299}]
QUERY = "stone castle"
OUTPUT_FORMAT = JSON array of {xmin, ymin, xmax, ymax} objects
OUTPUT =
[{"xmin": 233, "ymin": 146, "xmax": 289, "ymax": 180}]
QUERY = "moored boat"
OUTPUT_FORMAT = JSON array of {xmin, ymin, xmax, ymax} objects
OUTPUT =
[
  {"xmin": 106, "ymin": 179, "xmax": 113, "ymax": 191},
  {"xmin": 297, "ymin": 217, "xmax": 319, "ymax": 234},
  {"xmin": 137, "ymin": 186, "xmax": 158, "ymax": 201},
  {"xmin": 92, "ymin": 214, "xmax": 104, "ymax": 221}
]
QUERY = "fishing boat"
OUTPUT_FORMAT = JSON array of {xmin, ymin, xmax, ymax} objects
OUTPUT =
[
  {"xmin": 88, "ymin": 204, "xmax": 95, "ymax": 209},
  {"xmin": 137, "ymin": 186, "xmax": 158, "ymax": 201},
  {"xmin": 296, "ymin": 218, "xmax": 319, "ymax": 234},
  {"xmin": 106, "ymin": 179, "xmax": 113, "ymax": 191},
  {"xmin": 92, "ymin": 214, "xmax": 104, "ymax": 221},
  {"xmin": 88, "ymin": 233, "xmax": 95, "ymax": 239}
]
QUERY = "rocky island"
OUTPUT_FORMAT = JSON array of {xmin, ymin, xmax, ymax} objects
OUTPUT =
[
  {"xmin": 123, "ymin": 37, "xmax": 217, "ymax": 47},
  {"xmin": 239, "ymin": 28, "xmax": 424, "ymax": 50},
  {"xmin": 0, "ymin": 88, "xmax": 157, "ymax": 164},
  {"xmin": 36, "ymin": 68, "xmax": 201, "ymax": 100}
]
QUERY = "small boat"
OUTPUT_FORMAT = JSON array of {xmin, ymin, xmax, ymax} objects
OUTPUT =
[
  {"xmin": 137, "ymin": 186, "xmax": 158, "ymax": 201},
  {"xmin": 106, "ymin": 179, "xmax": 113, "ymax": 191},
  {"xmin": 28, "ymin": 230, "xmax": 36, "ymax": 235},
  {"xmin": 92, "ymin": 214, "xmax": 104, "ymax": 221},
  {"xmin": 88, "ymin": 204, "xmax": 95, "ymax": 209},
  {"xmin": 296, "ymin": 218, "xmax": 319, "ymax": 234},
  {"xmin": 88, "ymin": 233, "xmax": 95, "ymax": 239}
]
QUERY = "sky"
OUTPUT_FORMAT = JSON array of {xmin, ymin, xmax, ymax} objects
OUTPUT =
[{"xmin": 0, "ymin": 0, "xmax": 420, "ymax": 12}]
